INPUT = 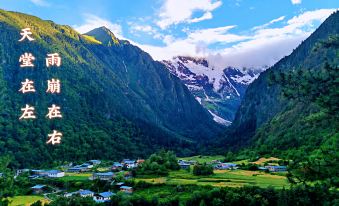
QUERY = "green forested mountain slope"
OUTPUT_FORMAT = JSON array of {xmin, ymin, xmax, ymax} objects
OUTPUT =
[
  {"xmin": 223, "ymin": 11, "xmax": 339, "ymax": 155},
  {"xmin": 0, "ymin": 10, "xmax": 221, "ymax": 167}
]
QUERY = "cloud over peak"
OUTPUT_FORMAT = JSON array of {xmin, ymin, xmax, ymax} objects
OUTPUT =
[
  {"xmin": 156, "ymin": 0, "xmax": 222, "ymax": 29},
  {"xmin": 138, "ymin": 9, "xmax": 336, "ymax": 68}
]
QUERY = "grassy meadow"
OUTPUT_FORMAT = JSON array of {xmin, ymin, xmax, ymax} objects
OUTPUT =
[{"xmin": 8, "ymin": 196, "xmax": 49, "ymax": 206}]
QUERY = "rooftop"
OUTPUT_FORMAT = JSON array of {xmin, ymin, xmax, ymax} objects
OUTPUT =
[
  {"xmin": 46, "ymin": 170, "xmax": 63, "ymax": 174},
  {"xmin": 99, "ymin": 191, "xmax": 115, "ymax": 198},
  {"xmin": 94, "ymin": 172, "xmax": 114, "ymax": 176},
  {"xmin": 31, "ymin": 185, "xmax": 45, "ymax": 189},
  {"xmin": 79, "ymin": 190, "xmax": 94, "ymax": 195},
  {"xmin": 120, "ymin": 186, "xmax": 132, "ymax": 189}
]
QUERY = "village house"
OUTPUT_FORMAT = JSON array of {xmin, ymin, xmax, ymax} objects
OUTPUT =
[
  {"xmin": 92, "ymin": 172, "xmax": 114, "ymax": 181},
  {"xmin": 116, "ymin": 182, "xmax": 125, "ymax": 187},
  {"xmin": 16, "ymin": 169, "xmax": 30, "ymax": 176},
  {"xmin": 122, "ymin": 159, "xmax": 137, "ymax": 169},
  {"xmin": 81, "ymin": 163, "xmax": 93, "ymax": 169},
  {"xmin": 179, "ymin": 162, "xmax": 190, "ymax": 169},
  {"xmin": 67, "ymin": 167, "xmax": 83, "ymax": 173},
  {"xmin": 89, "ymin": 160, "xmax": 101, "ymax": 165},
  {"xmin": 46, "ymin": 170, "xmax": 65, "ymax": 178},
  {"xmin": 64, "ymin": 189, "xmax": 95, "ymax": 198},
  {"xmin": 178, "ymin": 160, "xmax": 196, "ymax": 165},
  {"xmin": 31, "ymin": 170, "xmax": 48, "ymax": 177},
  {"xmin": 258, "ymin": 167, "xmax": 269, "ymax": 171},
  {"xmin": 112, "ymin": 162, "xmax": 123, "ymax": 171},
  {"xmin": 79, "ymin": 189, "xmax": 95, "ymax": 197},
  {"xmin": 31, "ymin": 185, "xmax": 46, "ymax": 194},
  {"xmin": 120, "ymin": 186, "xmax": 133, "ymax": 194},
  {"xmin": 93, "ymin": 191, "xmax": 115, "ymax": 203},
  {"xmin": 68, "ymin": 164, "xmax": 90, "ymax": 173},
  {"xmin": 265, "ymin": 165, "xmax": 287, "ymax": 172},
  {"xmin": 30, "ymin": 169, "xmax": 64, "ymax": 178},
  {"xmin": 215, "ymin": 163, "xmax": 238, "ymax": 170},
  {"xmin": 136, "ymin": 159, "xmax": 145, "ymax": 166},
  {"xmin": 210, "ymin": 160, "xmax": 222, "ymax": 165},
  {"xmin": 64, "ymin": 192, "xmax": 78, "ymax": 198}
]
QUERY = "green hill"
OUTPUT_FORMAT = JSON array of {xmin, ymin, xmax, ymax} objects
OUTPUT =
[{"xmin": 0, "ymin": 9, "xmax": 222, "ymax": 167}]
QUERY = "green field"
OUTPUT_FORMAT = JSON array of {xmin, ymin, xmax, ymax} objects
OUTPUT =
[
  {"xmin": 135, "ymin": 169, "xmax": 288, "ymax": 189},
  {"xmin": 59, "ymin": 172, "xmax": 92, "ymax": 181},
  {"xmin": 134, "ymin": 185, "xmax": 194, "ymax": 202},
  {"xmin": 178, "ymin": 155, "xmax": 224, "ymax": 163},
  {"xmin": 8, "ymin": 196, "xmax": 49, "ymax": 206}
]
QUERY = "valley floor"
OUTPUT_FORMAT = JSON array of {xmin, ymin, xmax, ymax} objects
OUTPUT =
[{"xmin": 6, "ymin": 155, "xmax": 290, "ymax": 205}]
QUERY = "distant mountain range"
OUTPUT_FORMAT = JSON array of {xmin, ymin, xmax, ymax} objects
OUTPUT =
[{"xmin": 163, "ymin": 56, "xmax": 266, "ymax": 125}]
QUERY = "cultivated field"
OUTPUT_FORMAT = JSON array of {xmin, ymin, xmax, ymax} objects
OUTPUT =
[{"xmin": 135, "ymin": 169, "xmax": 288, "ymax": 188}]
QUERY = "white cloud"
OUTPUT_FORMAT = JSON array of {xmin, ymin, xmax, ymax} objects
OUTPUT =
[
  {"xmin": 136, "ymin": 9, "xmax": 336, "ymax": 69},
  {"xmin": 73, "ymin": 14, "xmax": 123, "ymax": 38},
  {"xmin": 252, "ymin": 16, "xmax": 285, "ymax": 30},
  {"xmin": 186, "ymin": 25, "xmax": 249, "ymax": 44},
  {"xmin": 71, "ymin": 9, "xmax": 336, "ymax": 69},
  {"xmin": 287, "ymin": 9, "xmax": 332, "ymax": 26},
  {"xmin": 207, "ymin": 9, "xmax": 336, "ymax": 68},
  {"xmin": 207, "ymin": 34, "xmax": 309, "ymax": 68},
  {"xmin": 134, "ymin": 25, "xmax": 249, "ymax": 60},
  {"xmin": 156, "ymin": 0, "xmax": 222, "ymax": 29},
  {"xmin": 128, "ymin": 22, "xmax": 157, "ymax": 36},
  {"xmin": 188, "ymin": 11, "xmax": 213, "ymax": 23},
  {"xmin": 132, "ymin": 25, "xmax": 154, "ymax": 33},
  {"xmin": 291, "ymin": 0, "xmax": 302, "ymax": 5},
  {"xmin": 30, "ymin": 0, "xmax": 49, "ymax": 6}
]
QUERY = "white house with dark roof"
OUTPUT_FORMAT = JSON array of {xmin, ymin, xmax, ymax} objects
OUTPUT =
[
  {"xmin": 121, "ymin": 159, "xmax": 137, "ymax": 168},
  {"xmin": 46, "ymin": 170, "xmax": 65, "ymax": 178},
  {"xmin": 93, "ymin": 191, "xmax": 115, "ymax": 203},
  {"xmin": 79, "ymin": 189, "xmax": 94, "ymax": 197}
]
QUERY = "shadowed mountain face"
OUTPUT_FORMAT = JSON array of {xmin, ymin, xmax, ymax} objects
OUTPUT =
[
  {"xmin": 163, "ymin": 56, "xmax": 265, "ymax": 125},
  {"xmin": 0, "ymin": 10, "xmax": 222, "ymax": 167}
]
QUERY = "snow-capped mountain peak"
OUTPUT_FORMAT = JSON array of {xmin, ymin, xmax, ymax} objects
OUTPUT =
[{"xmin": 163, "ymin": 56, "xmax": 266, "ymax": 125}]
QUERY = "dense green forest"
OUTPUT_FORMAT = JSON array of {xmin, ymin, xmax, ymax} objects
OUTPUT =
[{"xmin": 0, "ymin": 9, "xmax": 222, "ymax": 168}]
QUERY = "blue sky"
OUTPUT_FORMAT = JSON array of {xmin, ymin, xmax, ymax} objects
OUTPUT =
[{"xmin": 0, "ymin": 0, "xmax": 338, "ymax": 68}]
